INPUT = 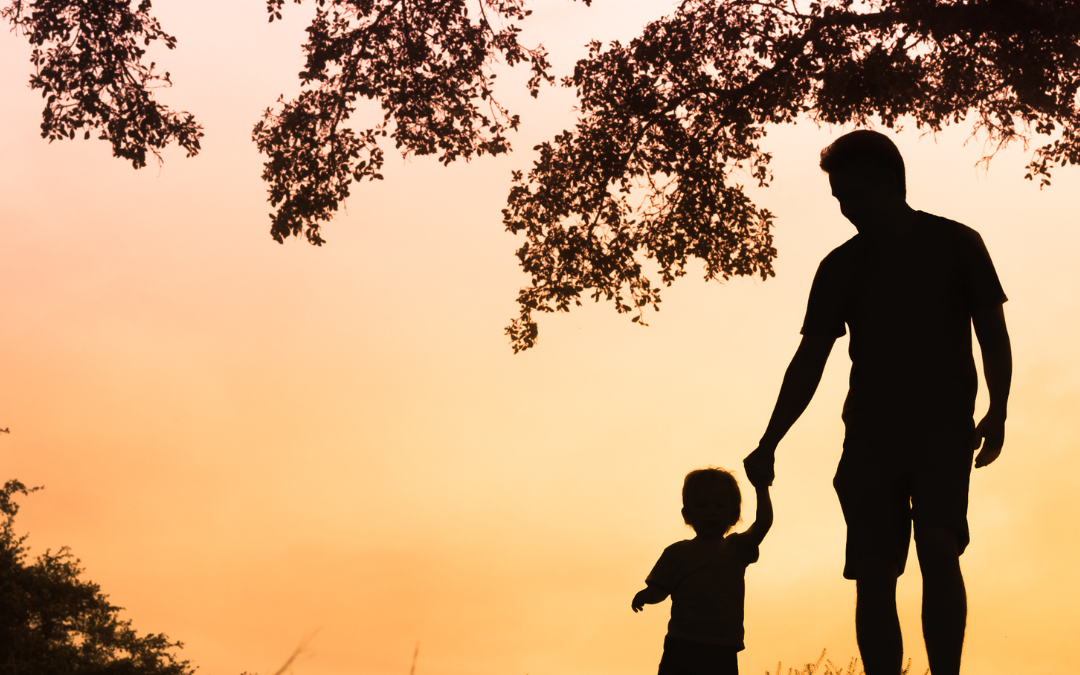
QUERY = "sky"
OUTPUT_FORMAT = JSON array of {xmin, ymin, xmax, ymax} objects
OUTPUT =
[{"xmin": 2, "ymin": 1, "xmax": 1079, "ymax": 674}]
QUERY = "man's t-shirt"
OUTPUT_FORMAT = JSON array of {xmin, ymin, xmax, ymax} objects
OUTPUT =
[
  {"xmin": 801, "ymin": 211, "xmax": 1007, "ymax": 435},
  {"xmin": 646, "ymin": 533, "xmax": 759, "ymax": 649}
]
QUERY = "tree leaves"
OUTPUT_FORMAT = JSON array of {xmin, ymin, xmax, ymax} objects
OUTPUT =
[
  {"xmin": 253, "ymin": 0, "xmax": 585, "ymax": 245},
  {"xmin": 503, "ymin": 0, "xmax": 1080, "ymax": 350},
  {"xmin": 2, "ymin": 0, "xmax": 203, "ymax": 169},
  {"xmin": 6, "ymin": 0, "xmax": 1080, "ymax": 351}
]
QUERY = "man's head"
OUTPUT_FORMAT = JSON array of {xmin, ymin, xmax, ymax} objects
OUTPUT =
[
  {"xmin": 820, "ymin": 130, "xmax": 909, "ymax": 234},
  {"xmin": 681, "ymin": 467, "xmax": 742, "ymax": 538},
  {"xmin": 820, "ymin": 129, "xmax": 906, "ymax": 197}
]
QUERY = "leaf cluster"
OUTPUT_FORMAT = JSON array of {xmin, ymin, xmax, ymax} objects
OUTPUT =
[
  {"xmin": 2, "ymin": 0, "xmax": 203, "ymax": 168},
  {"xmin": 252, "ymin": 0, "xmax": 589, "ymax": 245},
  {"xmin": 502, "ymin": 0, "xmax": 1080, "ymax": 350},
  {"xmin": 7, "ymin": 0, "xmax": 1080, "ymax": 351},
  {"xmin": 0, "ymin": 480, "xmax": 195, "ymax": 675}
]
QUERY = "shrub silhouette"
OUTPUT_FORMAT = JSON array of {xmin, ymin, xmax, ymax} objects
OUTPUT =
[{"xmin": 0, "ymin": 479, "xmax": 195, "ymax": 675}]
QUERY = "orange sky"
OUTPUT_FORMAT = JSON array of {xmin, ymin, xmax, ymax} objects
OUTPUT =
[{"xmin": 2, "ymin": 1, "xmax": 1078, "ymax": 674}]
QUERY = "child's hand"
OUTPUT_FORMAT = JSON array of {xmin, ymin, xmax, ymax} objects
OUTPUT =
[
  {"xmin": 745, "ymin": 461, "xmax": 770, "ymax": 489},
  {"xmin": 632, "ymin": 590, "xmax": 648, "ymax": 612}
]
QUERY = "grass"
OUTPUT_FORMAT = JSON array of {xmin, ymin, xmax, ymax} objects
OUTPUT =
[{"xmin": 765, "ymin": 649, "xmax": 928, "ymax": 675}]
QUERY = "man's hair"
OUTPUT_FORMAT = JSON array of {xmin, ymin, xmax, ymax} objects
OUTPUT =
[
  {"xmin": 682, "ymin": 467, "xmax": 742, "ymax": 530},
  {"xmin": 819, "ymin": 129, "xmax": 907, "ymax": 198}
]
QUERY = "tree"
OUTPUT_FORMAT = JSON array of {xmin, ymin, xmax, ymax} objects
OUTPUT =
[
  {"xmin": 0, "ymin": 479, "xmax": 196, "ymax": 675},
  {"xmin": 5, "ymin": 0, "xmax": 1080, "ymax": 351},
  {"xmin": 252, "ymin": 0, "xmax": 589, "ymax": 246},
  {"xmin": 501, "ymin": 0, "xmax": 1080, "ymax": 350},
  {"xmin": 1, "ymin": 0, "xmax": 202, "ymax": 169}
]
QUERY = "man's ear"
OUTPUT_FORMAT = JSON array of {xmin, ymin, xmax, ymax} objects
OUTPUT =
[
  {"xmin": 874, "ymin": 164, "xmax": 903, "ymax": 199},
  {"xmin": 887, "ymin": 168, "xmax": 902, "ymax": 195}
]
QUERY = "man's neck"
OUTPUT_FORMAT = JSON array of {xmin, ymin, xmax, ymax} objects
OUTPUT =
[{"xmin": 860, "ymin": 203, "xmax": 918, "ymax": 241}]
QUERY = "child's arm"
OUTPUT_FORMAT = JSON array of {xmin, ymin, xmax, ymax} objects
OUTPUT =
[
  {"xmin": 742, "ymin": 477, "xmax": 773, "ymax": 547},
  {"xmin": 631, "ymin": 584, "xmax": 669, "ymax": 612}
]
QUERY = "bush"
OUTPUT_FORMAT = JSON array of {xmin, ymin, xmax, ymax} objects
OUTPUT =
[{"xmin": 0, "ymin": 479, "xmax": 195, "ymax": 675}]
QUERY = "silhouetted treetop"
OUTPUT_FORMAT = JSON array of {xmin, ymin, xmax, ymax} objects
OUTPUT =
[
  {"xmin": 5, "ymin": 0, "xmax": 1079, "ymax": 350},
  {"xmin": 0, "ymin": 480, "xmax": 196, "ymax": 675}
]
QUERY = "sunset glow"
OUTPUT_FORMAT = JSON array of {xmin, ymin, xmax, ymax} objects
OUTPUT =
[{"xmin": 2, "ymin": 2, "xmax": 1078, "ymax": 674}]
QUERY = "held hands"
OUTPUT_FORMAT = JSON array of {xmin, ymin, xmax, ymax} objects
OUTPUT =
[
  {"xmin": 744, "ymin": 444, "xmax": 776, "ymax": 487},
  {"xmin": 973, "ymin": 412, "xmax": 1006, "ymax": 468}
]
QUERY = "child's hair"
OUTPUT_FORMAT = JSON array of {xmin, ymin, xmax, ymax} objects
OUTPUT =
[
  {"xmin": 682, "ymin": 467, "xmax": 742, "ymax": 531},
  {"xmin": 819, "ymin": 129, "xmax": 907, "ymax": 198}
]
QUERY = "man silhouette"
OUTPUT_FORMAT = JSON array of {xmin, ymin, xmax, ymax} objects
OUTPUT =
[{"xmin": 743, "ymin": 130, "xmax": 1012, "ymax": 675}]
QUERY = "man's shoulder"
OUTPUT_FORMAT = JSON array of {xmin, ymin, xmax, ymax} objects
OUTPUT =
[
  {"xmin": 917, "ymin": 211, "xmax": 985, "ymax": 246},
  {"xmin": 815, "ymin": 235, "xmax": 862, "ymax": 276}
]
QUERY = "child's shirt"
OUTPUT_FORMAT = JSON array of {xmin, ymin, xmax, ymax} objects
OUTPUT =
[{"xmin": 646, "ymin": 532, "xmax": 759, "ymax": 650}]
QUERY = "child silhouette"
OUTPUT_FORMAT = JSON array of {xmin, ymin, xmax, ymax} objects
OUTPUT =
[{"xmin": 632, "ymin": 467, "xmax": 772, "ymax": 675}]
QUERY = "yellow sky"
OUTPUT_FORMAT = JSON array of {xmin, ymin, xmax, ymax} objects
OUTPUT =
[{"xmin": 2, "ymin": 1, "xmax": 1078, "ymax": 674}]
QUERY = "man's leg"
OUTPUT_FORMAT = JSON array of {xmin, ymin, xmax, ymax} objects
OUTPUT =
[
  {"xmin": 855, "ymin": 556, "xmax": 903, "ymax": 675},
  {"xmin": 915, "ymin": 524, "xmax": 965, "ymax": 675}
]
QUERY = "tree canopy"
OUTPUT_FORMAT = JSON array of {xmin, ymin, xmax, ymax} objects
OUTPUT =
[
  {"xmin": 0, "ymin": 479, "xmax": 196, "ymax": 675},
  {"xmin": 5, "ymin": 0, "xmax": 1080, "ymax": 350},
  {"xmin": 2, "ymin": 0, "xmax": 202, "ymax": 168}
]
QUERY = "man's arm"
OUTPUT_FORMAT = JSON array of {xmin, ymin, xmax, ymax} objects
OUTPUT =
[
  {"xmin": 744, "ymin": 334, "xmax": 836, "ymax": 484},
  {"xmin": 971, "ymin": 303, "xmax": 1012, "ymax": 468}
]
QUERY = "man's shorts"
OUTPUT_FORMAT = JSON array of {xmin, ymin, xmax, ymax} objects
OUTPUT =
[{"xmin": 833, "ymin": 421, "xmax": 976, "ymax": 580}]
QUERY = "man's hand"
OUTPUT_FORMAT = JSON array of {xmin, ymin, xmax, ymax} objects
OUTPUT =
[
  {"xmin": 972, "ymin": 304, "xmax": 1011, "ymax": 469},
  {"xmin": 744, "ymin": 444, "xmax": 776, "ymax": 487},
  {"xmin": 973, "ymin": 412, "xmax": 1005, "ymax": 468}
]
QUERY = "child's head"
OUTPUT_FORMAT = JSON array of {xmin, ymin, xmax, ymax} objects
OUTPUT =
[{"xmin": 681, "ymin": 467, "xmax": 742, "ymax": 538}]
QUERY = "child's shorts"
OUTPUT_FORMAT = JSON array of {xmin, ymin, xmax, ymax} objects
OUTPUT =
[
  {"xmin": 833, "ymin": 422, "xmax": 976, "ymax": 580},
  {"xmin": 658, "ymin": 635, "xmax": 738, "ymax": 675}
]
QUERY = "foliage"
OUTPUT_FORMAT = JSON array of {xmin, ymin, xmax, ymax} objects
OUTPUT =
[
  {"xmin": 1, "ymin": 0, "xmax": 202, "ymax": 169},
  {"xmin": 502, "ymin": 0, "xmax": 1080, "ymax": 350},
  {"xmin": 252, "ymin": 0, "xmax": 589, "ymax": 245},
  {"xmin": 5, "ymin": 0, "xmax": 1080, "ymax": 350},
  {"xmin": 0, "ymin": 479, "xmax": 195, "ymax": 675}
]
